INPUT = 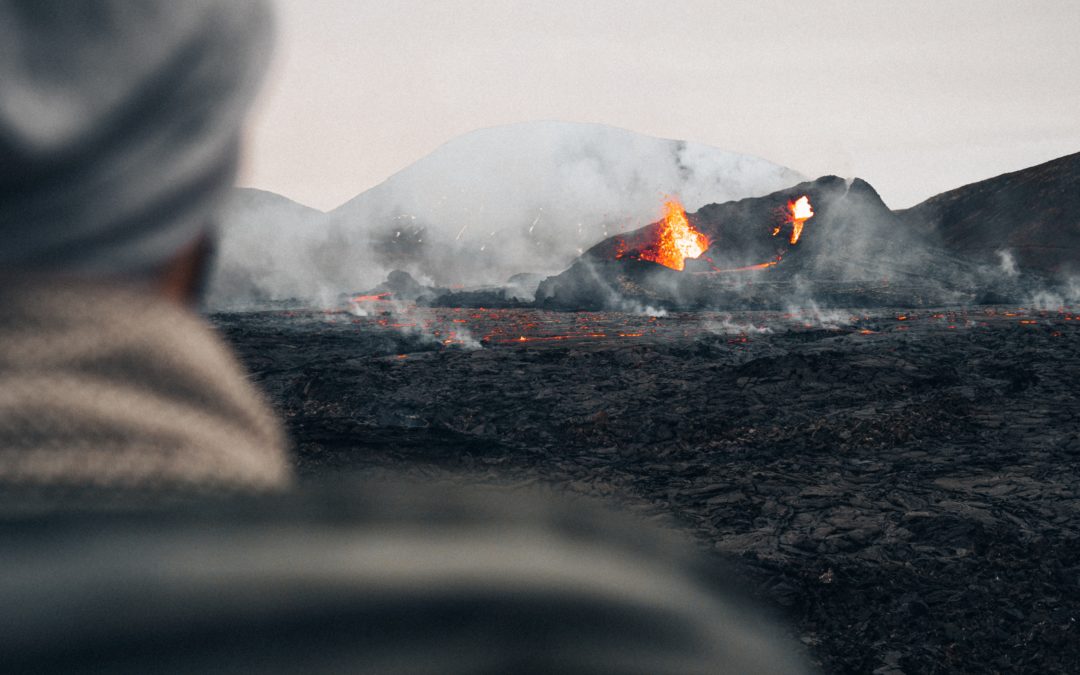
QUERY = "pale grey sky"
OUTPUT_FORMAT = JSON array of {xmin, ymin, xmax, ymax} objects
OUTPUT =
[{"xmin": 239, "ymin": 0, "xmax": 1080, "ymax": 211}]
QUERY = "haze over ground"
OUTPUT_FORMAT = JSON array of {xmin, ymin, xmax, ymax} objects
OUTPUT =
[{"xmin": 240, "ymin": 0, "xmax": 1080, "ymax": 211}]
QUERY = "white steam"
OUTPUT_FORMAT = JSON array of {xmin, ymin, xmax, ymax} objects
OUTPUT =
[
  {"xmin": 997, "ymin": 249, "xmax": 1020, "ymax": 277},
  {"xmin": 1028, "ymin": 276, "xmax": 1080, "ymax": 311},
  {"xmin": 704, "ymin": 315, "xmax": 772, "ymax": 335},
  {"xmin": 209, "ymin": 121, "xmax": 804, "ymax": 308},
  {"xmin": 346, "ymin": 297, "xmax": 484, "ymax": 351},
  {"xmin": 784, "ymin": 300, "xmax": 855, "ymax": 329}
]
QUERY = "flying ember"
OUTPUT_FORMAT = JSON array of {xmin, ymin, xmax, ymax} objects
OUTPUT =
[{"xmin": 638, "ymin": 199, "xmax": 710, "ymax": 271}]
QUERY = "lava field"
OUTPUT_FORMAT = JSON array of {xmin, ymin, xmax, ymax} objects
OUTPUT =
[{"xmin": 214, "ymin": 305, "xmax": 1080, "ymax": 674}]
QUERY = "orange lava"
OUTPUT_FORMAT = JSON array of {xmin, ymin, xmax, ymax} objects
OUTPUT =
[
  {"xmin": 502, "ymin": 333, "xmax": 608, "ymax": 344},
  {"xmin": 772, "ymin": 195, "xmax": 814, "ymax": 245},
  {"xmin": 716, "ymin": 260, "xmax": 780, "ymax": 272},
  {"xmin": 352, "ymin": 292, "xmax": 391, "ymax": 302},
  {"xmin": 638, "ymin": 199, "xmax": 709, "ymax": 271},
  {"xmin": 700, "ymin": 194, "xmax": 815, "ymax": 275},
  {"xmin": 786, "ymin": 195, "xmax": 813, "ymax": 244}
]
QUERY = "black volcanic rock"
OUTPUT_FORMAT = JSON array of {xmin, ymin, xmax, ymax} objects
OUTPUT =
[
  {"xmin": 383, "ymin": 269, "xmax": 433, "ymax": 301},
  {"xmin": 216, "ymin": 306, "xmax": 1080, "ymax": 675},
  {"xmin": 898, "ymin": 151, "xmax": 1080, "ymax": 278},
  {"xmin": 538, "ymin": 176, "xmax": 984, "ymax": 310}
]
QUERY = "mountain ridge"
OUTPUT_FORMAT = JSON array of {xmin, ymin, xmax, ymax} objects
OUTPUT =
[{"xmin": 897, "ymin": 150, "xmax": 1080, "ymax": 276}]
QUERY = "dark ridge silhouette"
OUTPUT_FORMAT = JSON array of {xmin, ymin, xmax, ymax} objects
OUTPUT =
[{"xmin": 897, "ymin": 150, "xmax": 1080, "ymax": 277}]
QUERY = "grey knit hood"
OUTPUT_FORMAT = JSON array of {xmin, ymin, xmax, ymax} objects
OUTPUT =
[{"xmin": 0, "ymin": 0, "xmax": 272, "ymax": 275}]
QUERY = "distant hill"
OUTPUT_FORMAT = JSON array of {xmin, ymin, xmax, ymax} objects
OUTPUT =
[
  {"xmin": 223, "ymin": 187, "xmax": 323, "ymax": 222},
  {"xmin": 897, "ymin": 151, "xmax": 1080, "ymax": 277},
  {"xmin": 205, "ymin": 188, "xmax": 326, "ymax": 309}
]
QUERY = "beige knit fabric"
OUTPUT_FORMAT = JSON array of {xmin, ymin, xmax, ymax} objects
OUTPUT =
[{"xmin": 0, "ymin": 279, "xmax": 290, "ymax": 490}]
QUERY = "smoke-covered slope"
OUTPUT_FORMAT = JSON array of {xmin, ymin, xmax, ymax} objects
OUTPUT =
[
  {"xmin": 205, "ymin": 188, "xmax": 326, "ymax": 309},
  {"xmin": 321, "ymin": 121, "xmax": 804, "ymax": 289},
  {"xmin": 897, "ymin": 150, "xmax": 1080, "ymax": 277}
]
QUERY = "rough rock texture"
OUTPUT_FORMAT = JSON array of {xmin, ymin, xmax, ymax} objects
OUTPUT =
[{"xmin": 216, "ymin": 305, "xmax": 1080, "ymax": 674}]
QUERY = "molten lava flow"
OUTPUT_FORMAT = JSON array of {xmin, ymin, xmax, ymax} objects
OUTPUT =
[
  {"xmin": 722, "ymin": 260, "xmax": 780, "ymax": 272},
  {"xmin": 351, "ymin": 292, "xmax": 391, "ymax": 302},
  {"xmin": 638, "ymin": 199, "xmax": 709, "ymax": 271},
  {"xmin": 787, "ymin": 195, "xmax": 813, "ymax": 244}
]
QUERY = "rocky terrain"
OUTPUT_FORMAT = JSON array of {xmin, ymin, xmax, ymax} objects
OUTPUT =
[{"xmin": 215, "ymin": 304, "xmax": 1080, "ymax": 674}]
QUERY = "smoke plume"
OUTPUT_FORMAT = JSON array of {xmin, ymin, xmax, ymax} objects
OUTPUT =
[{"xmin": 208, "ymin": 122, "xmax": 803, "ymax": 308}]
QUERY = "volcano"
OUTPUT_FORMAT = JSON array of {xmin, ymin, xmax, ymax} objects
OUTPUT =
[{"xmin": 536, "ymin": 176, "xmax": 993, "ymax": 310}]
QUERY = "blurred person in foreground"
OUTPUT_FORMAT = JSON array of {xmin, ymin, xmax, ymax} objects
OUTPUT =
[{"xmin": 0, "ymin": 2, "xmax": 811, "ymax": 673}]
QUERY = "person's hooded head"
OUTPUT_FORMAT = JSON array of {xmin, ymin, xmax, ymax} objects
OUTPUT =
[{"xmin": 0, "ymin": 0, "xmax": 272, "ymax": 289}]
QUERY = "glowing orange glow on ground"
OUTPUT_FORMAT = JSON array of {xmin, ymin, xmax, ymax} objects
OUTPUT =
[{"xmin": 638, "ymin": 199, "xmax": 709, "ymax": 271}]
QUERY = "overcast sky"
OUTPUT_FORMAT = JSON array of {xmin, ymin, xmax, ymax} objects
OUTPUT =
[{"xmin": 239, "ymin": 0, "xmax": 1080, "ymax": 211}]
